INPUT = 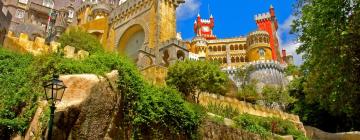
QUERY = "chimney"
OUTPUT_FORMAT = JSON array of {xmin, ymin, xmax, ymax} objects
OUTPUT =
[{"xmin": 282, "ymin": 49, "xmax": 287, "ymax": 64}]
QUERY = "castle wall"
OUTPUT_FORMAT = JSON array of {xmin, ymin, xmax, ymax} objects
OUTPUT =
[{"xmin": 199, "ymin": 93, "xmax": 306, "ymax": 134}]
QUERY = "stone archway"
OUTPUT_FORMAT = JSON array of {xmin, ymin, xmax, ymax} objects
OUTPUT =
[
  {"xmin": 177, "ymin": 50, "xmax": 185, "ymax": 60},
  {"xmin": 117, "ymin": 24, "xmax": 145, "ymax": 61}
]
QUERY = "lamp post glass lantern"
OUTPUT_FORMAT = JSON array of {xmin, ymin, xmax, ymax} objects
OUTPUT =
[
  {"xmin": 43, "ymin": 74, "xmax": 66, "ymax": 140},
  {"xmin": 44, "ymin": 75, "xmax": 66, "ymax": 102}
]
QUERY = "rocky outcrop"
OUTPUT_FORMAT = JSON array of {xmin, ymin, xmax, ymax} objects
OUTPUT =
[
  {"xmin": 22, "ymin": 71, "xmax": 120, "ymax": 140},
  {"xmin": 54, "ymin": 71, "xmax": 119, "ymax": 140},
  {"xmin": 305, "ymin": 126, "xmax": 360, "ymax": 140}
]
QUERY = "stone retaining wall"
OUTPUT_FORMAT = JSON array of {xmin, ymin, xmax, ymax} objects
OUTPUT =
[{"xmin": 199, "ymin": 93, "xmax": 306, "ymax": 135}]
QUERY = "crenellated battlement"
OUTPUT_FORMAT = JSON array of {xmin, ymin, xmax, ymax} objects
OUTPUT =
[
  {"xmin": 159, "ymin": 38, "xmax": 188, "ymax": 50},
  {"xmin": 200, "ymin": 19, "xmax": 211, "ymax": 23},
  {"xmin": 254, "ymin": 12, "xmax": 271, "ymax": 21},
  {"xmin": 249, "ymin": 30, "xmax": 269, "ymax": 36},
  {"xmin": 3, "ymin": 31, "xmax": 59, "ymax": 56},
  {"xmin": 246, "ymin": 30, "xmax": 271, "ymax": 51}
]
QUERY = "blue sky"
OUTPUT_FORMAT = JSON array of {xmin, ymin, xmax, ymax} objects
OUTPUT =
[{"xmin": 176, "ymin": 0, "xmax": 303, "ymax": 65}]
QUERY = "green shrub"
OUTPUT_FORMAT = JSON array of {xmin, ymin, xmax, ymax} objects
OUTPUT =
[
  {"xmin": 133, "ymin": 86, "xmax": 204, "ymax": 139},
  {"xmin": 233, "ymin": 113, "xmax": 307, "ymax": 140},
  {"xmin": 166, "ymin": 60, "xmax": 229, "ymax": 103},
  {"xmin": 1, "ymin": 48, "xmax": 204, "ymax": 138},
  {"xmin": 206, "ymin": 103, "xmax": 240, "ymax": 119},
  {"xmin": 58, "ymin": 28, "xmax": 104, "ymax": 53},
  {"xmin": 210, "ymin": 115, "xmax": 225, "ymax": 124},
  {"xmin": 0, "ymin": 48, "xmax": 39, "ymax": 138}
]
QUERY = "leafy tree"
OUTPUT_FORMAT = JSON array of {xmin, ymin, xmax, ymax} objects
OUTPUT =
[
  {"xmin": 261, "ymin": 85, "xmax": 295, "ymax": 110},
  {"xmin": 292, "ymin": 0, "xmax": 360, "ymax": 131},
  {"xmin": 58, "ymin": 27, "xmax": 104, "ymax": 53},
  {"xmin": 236, "ymin": 80, "xmax": 259, "ymax": 102},
  {"xmin": 285, "ymin": 64, "xmax": 300, "ymax": 76},
  {"xmin": 166, "ymin": 60, "xmax": 229, "ymax": 103}
]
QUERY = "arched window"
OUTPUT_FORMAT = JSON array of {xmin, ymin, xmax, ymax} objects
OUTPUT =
[
  {"xmin": 222, "ymin": 45, "xmax": 226, "ymax": 51},
  {"xmin": 231, "ymin": 57, "xmax": 235, "ymax": 63},
  {"xmin": 235, "ymin": 45, "xmax": 238, "ymax": 50},
  {"xmin": 217, "ymin": 46, "xmax": 221, "ymax": 51},
  {"xmin": 236, "ymin": 57, "xmax": 240, "ymax": 62},
  {"xmin": 230, "ymin": 45, "xmax": 234, "ymax": 50},
  {"xmin": 240, "ymin": 57, "xmax": 245, "ymax": 62},
  {"xmin": 208, "ymin": 47, "xmax": 212, "ymax": 52},
  {"xmin": 213, "ymin": 46, "xmax": 217, "ymax": 51},
  {"xmin": 259, "ymin": 37, "xmax": 263, "ymax": 43},
  {"xmin": 223, "ymin": 57, "xmax": 227, "ymax": 63}
]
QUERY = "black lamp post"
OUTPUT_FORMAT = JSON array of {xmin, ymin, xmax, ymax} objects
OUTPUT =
[{"xmin": 43, "ymin": 74, "xmax": 66, "ymax": 140}]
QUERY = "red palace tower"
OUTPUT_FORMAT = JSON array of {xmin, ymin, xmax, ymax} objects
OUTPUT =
[{"xmin": 255, "ymin": 5, "xmax": 281, "ymax": 61}]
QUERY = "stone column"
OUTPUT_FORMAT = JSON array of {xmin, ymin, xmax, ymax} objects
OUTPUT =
[{"xmin": 226, "ymin": 44, "xmax": 231, "ymax": 66}]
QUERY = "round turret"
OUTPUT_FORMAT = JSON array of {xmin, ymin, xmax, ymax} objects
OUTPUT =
[
  {"xmin": 91, "ymin": 3, "xmax": 112, "ymax": 19},
  {"xmin": 246, "ymin": 30, "xmax": 272, "ymax": 62},
  {"xmin": 246, "ymin": 60, "xmax": 288, "ymax": 86},
  {"xmin": 191, "ymin": 36, "xmax": 208, "ymax": 53}
]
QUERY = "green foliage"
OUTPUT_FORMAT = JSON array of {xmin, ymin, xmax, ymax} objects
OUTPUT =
[
  {"xmin": 292, "ymin": 0, "xmax": 360, "ymax": 131},
  {"xmin": 205, "ymin": 103, "xmax": 240, "ymax": 119},
  {"xmin": 285, "ymin": 64, "xmax": 300, "ymax": 76},
  {"xmin": 0, "ymin": 48, "xmax": 39, "ymax": 138},
  {"xmin": 233, "ymin": 113, "xmax": 307, "ymax": 139},
  {"xmin": 261, "ymin": 85, "xmax": 296, "ymax": 109},
  {"xmin": 233, "ymin": 113, "xmax": 271, "ymax": 138},
  {"xmin": 166, "ymin": 60, "xmax": 229, "ymax": 103},
  {"xmin": 0, "ymin": 47, "xmax": 204, "ymax": 138},
  {"xmin": 133, "ymin": 86, "xmax": 204, "ymax": 139},
  {"xmin": 58, "ymin": 28, "xmax": 104, "ymax": 53},
  {"xmin": 236, "ymin": 80, "xmax": 259, "ymax": 102},
  {"xmin": 209, "ymin": 115, "xmax": 225, "ymax": 125}
]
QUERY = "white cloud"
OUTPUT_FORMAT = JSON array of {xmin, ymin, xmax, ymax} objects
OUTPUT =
[
  {"xmin": 176, "ymin": 0, "xmax": 201, "ymax": 21},
  {"xmin": 277, "ymin": 15, "xmax": 304, "ymax": 65}
]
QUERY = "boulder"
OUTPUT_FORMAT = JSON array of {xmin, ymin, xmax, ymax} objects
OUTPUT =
[{"xmin": 50, "ymin": 71, "xmax": 119, "ymax": 140}]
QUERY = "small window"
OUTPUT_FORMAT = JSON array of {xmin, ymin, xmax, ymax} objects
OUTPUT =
[
  {"xmin": 15, "ymin": 9, "xmax": 25, "ymax": 19},
  {"xmin": 68, "ymin": 9, "xmax": 74, "ymax": 18},
  {"xmin": 43, "ymin": 0, "xmax": 54, "ymax": 8},
  {"xmin": 18, "ymin": 0, "xmax": 28, "ymax": 4}
]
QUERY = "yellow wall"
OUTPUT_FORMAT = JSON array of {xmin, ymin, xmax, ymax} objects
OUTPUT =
[
  {"xmin": 3, "ymin": 31, "xmax": 59, "ymax": 55},
  {"xmin": 80, "ymin": 17, "xmax": 109, "ymax": 49},
  {"xmin": 247, "ymin": 43, "xmax": 272, "ymax": 62},
  {"xmin": 141, "ymin": 65, "xmax": 168, "ymax": 86}
]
